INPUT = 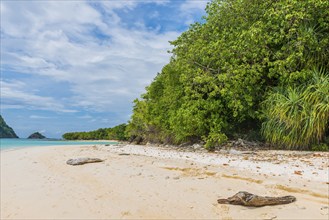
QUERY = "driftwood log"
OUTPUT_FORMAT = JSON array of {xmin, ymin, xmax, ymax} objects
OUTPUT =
[
  {"xmin": 217, "ymin": 191, "xmax": 296, "ymax": 207},
  {"xmin": 66, "ymin": 158, "xmax": 104, "ymax": 166}
]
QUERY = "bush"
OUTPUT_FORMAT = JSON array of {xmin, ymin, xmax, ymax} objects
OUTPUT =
[
  {"xmin": 261, "ymin": 69, "xmax": 329, "ymax": 150},
  {"xmin": 311, "ymin": 143, "xmax": 329, "ymax": 151},
  {"xmin": 127, "ymin": 0, "xmax": 329, "ymax": 149}
]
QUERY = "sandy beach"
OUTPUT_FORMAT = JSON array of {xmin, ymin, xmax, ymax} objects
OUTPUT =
[{"xmin": 1, "ymin": 144, "xmax": 328, "ymax": 219}]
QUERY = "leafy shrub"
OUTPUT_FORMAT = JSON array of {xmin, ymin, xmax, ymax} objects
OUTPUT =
[
  {"xmin": 127, "ymin": 0, "xmax": 329, "ymax": 149},
  {"xmin": 262, "ymin": 69, "xmax": 329, "ymax": 150},
  {"xmin": 311, "ymin": 143, "xmax": 329, "ymax": 151}
]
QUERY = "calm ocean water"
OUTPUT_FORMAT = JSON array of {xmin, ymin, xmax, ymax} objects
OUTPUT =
[{"xmin": 0, "ymin": 139, "xmax": 117, "ymax": 150}]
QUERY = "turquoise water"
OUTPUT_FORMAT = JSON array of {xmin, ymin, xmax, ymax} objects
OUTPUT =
[{"xmin": 0, "ymin": 139, "xmax": 117, "ymax": 150}]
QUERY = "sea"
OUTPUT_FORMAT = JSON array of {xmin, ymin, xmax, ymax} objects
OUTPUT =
[{"xmin": 0, "ymin": 138, "xmax": 117, "ymax": 151}]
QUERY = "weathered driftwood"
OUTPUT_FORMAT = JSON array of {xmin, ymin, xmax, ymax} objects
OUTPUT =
[
  {"xmin": 217, "ymin": 191, "xmax": 296, "ymax": 207},
  {"xmin": 118, "ymin": 153, "xmax": 130, "ymax": 156},
  {"xmin": 66, "ymin": 158, "xmax": 104, "ymax": 166}
]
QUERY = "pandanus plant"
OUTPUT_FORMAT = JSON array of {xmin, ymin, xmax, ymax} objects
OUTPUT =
[{"xmin": 262, "ymin": 68, "xmax": 329, "ymax": 150}]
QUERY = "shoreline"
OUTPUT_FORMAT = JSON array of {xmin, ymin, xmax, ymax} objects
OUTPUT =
[
  {"xmin": 0, "ymin": 139, "xmax": 117, "ymax": 152},
  {"xmin": 1, "ymin": 144, "xmax": 328, "ymax": 219}
]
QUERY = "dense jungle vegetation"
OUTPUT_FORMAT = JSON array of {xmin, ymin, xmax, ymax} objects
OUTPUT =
[
  {"xmin": 0, "ymin": 115, "xmax": 19, "ymax": 138},
  {"xmin": 126, "ymin": 0, "xmax": 329, "ymax": 150},
  {"xmin": 62, "ymin": 124, "xmax": 127, "ymax": 141}
]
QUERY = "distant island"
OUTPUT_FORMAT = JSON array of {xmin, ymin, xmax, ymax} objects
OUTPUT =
[
  {"xmin": 0, "ymin": 115, "xmax": 19, "ymax": 138},
  {"xmin": 28, "ymin": 132, "xmax": 46, "ymax": 139}
]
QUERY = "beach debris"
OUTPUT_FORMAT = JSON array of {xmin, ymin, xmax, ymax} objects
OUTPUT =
[
  {"xmin": 228, "ymin": 149, "xmax": 242, "ymax": 155},
  {"xmin": 118, "ymin": 153, "xmax": 130, "ymax": 156},
  {"xmin": 294, "ymin": 170, "xmax": 303, "ymax": 175},
  {"xmin": 192, "ymin": 143, "xmax": 202, "ymax": 150},
  {"xmin": 66, "ymin": 158, "xmax": 104, "ymax": 166},
  {"xmin": 217, "ymin": 191, "xmax": 296, "ymax": 207}
]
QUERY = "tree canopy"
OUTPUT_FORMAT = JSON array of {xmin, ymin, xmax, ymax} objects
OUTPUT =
[
  {"xmin": 127, "ymin": 0, "xmax": 329, "ymax": 150},
  {"xmin": 62, "ymin": 124, "xmax": 128, "ymax": 141}
]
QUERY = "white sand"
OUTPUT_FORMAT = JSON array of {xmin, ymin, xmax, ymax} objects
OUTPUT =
[{"xmin": 1, "ymin": 144, "xmax": 328, "ymax": 219}]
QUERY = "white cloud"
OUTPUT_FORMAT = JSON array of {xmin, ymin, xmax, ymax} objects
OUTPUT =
[
  {"xmin": 1, "ymin": 1, "xmax": 102, "ymax": 38},
  {"xmin": 180, "ymin": 0, "xmax": 209, "ymax": 11},
  {"xmin": 78, "ymin": 115, "xmax": 93, "ymax": 119},
  {"xmin": 0, "ymin": 104, "xmax": 25, "ymax": 110},
  {"xmin": 29, "ymin": 115, "xmax": 54, "ymax": 119},
  {"xmin": 150, "ymin": 11, "xmax": 160, "ymax": 18},
  {"xmin": 179, "ymin": 0, "xmax": 209, "ymax": 25},
  {"xmin": 1, "ymin": 0, "xmax": 209, "ymax": 124},
  {"xmin": 1, "ymin": 0, "xmax": 210, "ymax": 137},
  {"xmin": 0, "ymin": 80, "xmax": 76, "ymax": 113},
  {"xmin": 1, "ymin": 1, "xmax": 182, "ymax": 115}
]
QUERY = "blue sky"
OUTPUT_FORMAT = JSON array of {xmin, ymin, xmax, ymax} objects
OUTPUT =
[{"xmin": 0, "ymin": 0, "xmax": 209, "ymax": 138}]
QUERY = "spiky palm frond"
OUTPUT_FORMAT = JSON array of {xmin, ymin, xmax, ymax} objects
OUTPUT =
[{"xmin": 262, "ymin": 68, "xmax": 329, "ymax": 150}]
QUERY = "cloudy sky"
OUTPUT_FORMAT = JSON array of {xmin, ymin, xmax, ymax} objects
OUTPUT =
[{"xmin": 1, "ymin": 0, "xmax": 209, "ymax": 138}]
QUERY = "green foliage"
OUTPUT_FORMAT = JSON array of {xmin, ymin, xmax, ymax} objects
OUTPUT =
[
  {"xmin": 128, "ymin": 0, "xmax": 329, "ymax": 149},
  {"xmin": 28, "ymin": 132, "xmax": 46, "ymax": 139},
  {"xmin": 108, "ymin": 124, "xmax": 127, "ymax": 140},
  {"xmin": 0, "ymin": 115, "xmax": 19, "ymax": 138},
  {"xmin": 262, "ymin": 69, "xmax": 329, "ymax": 150},
  {"xmin": 203, "ymin": 132, "xmax": 228, "ymax": 151},
  {"xmin": 311, "ymin": 143, "xmax": 329, "ymax": 152},
  {"xmin": 63, "ymin": 124, "xmax": 128, "ymax": 141}
]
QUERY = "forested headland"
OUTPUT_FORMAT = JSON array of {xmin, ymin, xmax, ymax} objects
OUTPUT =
[
  {"xmin": 62, "ymin": 124, "xmax": 127, "ymax": 141},
  {"xmin": 126, "ymin": 0, "xmax": 329, "ymax": 150},
  {"xmin": 63, "ymin": 0, "xmax": 328, "ymax": 151},
  {"xmin": 0, "ymin": 115, "xmax": 19, "ymax": 138}
]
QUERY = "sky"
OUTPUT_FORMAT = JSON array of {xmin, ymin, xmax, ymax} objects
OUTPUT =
[{"xmin": 0, "ymin": 0, "xmax": 209, "ymax": 138}]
